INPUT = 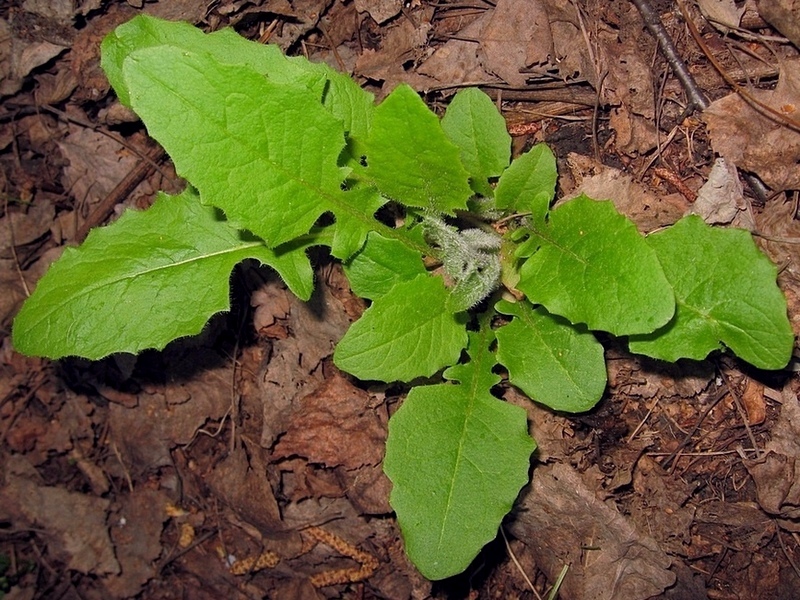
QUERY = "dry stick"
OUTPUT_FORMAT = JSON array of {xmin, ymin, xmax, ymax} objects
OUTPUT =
[
  {"xmin": 630, "ymin": 0, "xmax": 709, "ymax": 112},
  {"xmin": 629, "ymin": 0, "xmax": 771, "ymax": 202}
]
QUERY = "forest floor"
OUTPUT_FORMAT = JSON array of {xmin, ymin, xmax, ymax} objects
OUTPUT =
[{"xmin": 1, "ymin": 0, "xmax": 800, "ymax": 598}]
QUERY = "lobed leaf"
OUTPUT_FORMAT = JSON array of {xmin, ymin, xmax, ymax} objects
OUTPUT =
[
  {"xmin": 118, "ymin": 44, "xmax": 383, "ymax": 260},
  {"xmin": 629, "ymin": 215, "xmax": 794, "ymax": 369},
  {"xmin": 441, "ymin": 88, "xmax": 511, "ymax": 197},
  {"xmin": 495, "ymin": 299, "xmax": 606, "ymax": 412},
  {"xmin": 516, "ymin": 195, "xmax": 675, "ymax": 335},
  {"xmin": 12, "ymin": 189, "xmax": 312, "ymax": 360},
  {"xmin": 365, "ymin": 84, "xmax": 472, "ymax": 214},
  {"xmin": 383, "ymin": 328, "xmax": 535, "ymax": 579},
  {"xmin": 102, "ymin": 15, "xmax": 374, "ymax": 141},
  {"xmin": 333, "ymin": 274, "xmax": 468, "ymax": 382}
]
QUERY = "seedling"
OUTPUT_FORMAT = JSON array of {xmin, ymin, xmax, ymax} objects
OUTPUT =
[{"xmin": 12, "ymin": 15, "xmax": 794, "ymax": 580}]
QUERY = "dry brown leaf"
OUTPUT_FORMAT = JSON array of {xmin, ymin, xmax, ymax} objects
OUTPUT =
[
  {"xmin": 205, "ymin": 440, "xmax": 284, "ymax": 534},
  {"xmin": 697, "ymin": 0, "xmax": 745, "ymax": 30},
  {"xmin": 744, "ymin": 387, "xmax": 800, "ymax": 525},
  {"xmin": 757, "ymin": 0, "xmax": 800, "ymax": 48},
  {"xmin": 256, "ymin": 279, "xmax": 353, "ymax": 448},
  {"xmin": 690, "ymin": 157, "xmax": 751, "ymax": 226},
  {"xmin": 703, "ymin": 60, "xmax": 800, "ymax": 190},
  {"xmin": 354, "ymin": 0, "xmax": 402, "ymax": 24},
  {"xmin": 479, "ymin": 0, "xmax": 552, "ymax": 86},
  {"xmin": 508, "ymin": 462, "xmax": 676, "ymax": 600},
  {"xmin": 0, "ymin": 198, "xmax": 55, "ymax": 257},
  {"xmin": 2, "ymin": 454, "xmax": 119, "ymax": 575},
  {"xmin": 741, "ymin": 378, "xmax": 767, "ymax": 426},
  {"xmin": 354, "ymin": 7, "xmax": 435, "ymax": 93},
  {"xmin": 600, "ymin": 37, "xmax": 655, "ymax": 119},
  {"xmin": 273, "ymin": 373, "xmax": 385, "ymax": 470},
  {"xmin": 108, "ymin": 360, "xmax": 232, "ymax": 473},
  {"xmin": 417, "ymin": 12, "xmax": 496, "ymax": 86},
  {"xmin": 565, "ymin": 153, "xmax": 688, "ymax": 232},
  {"xmin": 102, "ymin": 489, "xmax": 169, "ymax": 598},
  {"xmin": 57, "ymin": 126, "xmax": 139, "ymax": 208}
]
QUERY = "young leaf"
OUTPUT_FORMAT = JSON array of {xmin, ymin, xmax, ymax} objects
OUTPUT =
[
  {"xmin": 333, "ymin": 274, "xmax": 468, "ymax": 382},
  {"xmin": 12, "ymin": 189, "xmax": 312, "ymax": 360},
  {"xmin": 516, "ymin": 195, "xmax": 675, "ymax": 335},
  {"xmin": 629, "ymin": 215, "xmax": 794, "ymax": 369},
  {"xmin": 422, "ymin": 216, "xmax": 501, "ymax": 311},
  {"xmin": 117, "ymin": 43, "xmax": 383, "ymax": 259},
  {"xmin": 441, "ymin": 88, "xmax": 511, "ymax": 197},
  {"xmin": 384, "ymin": 327, "xmax": 535, "ymax": 580},
  {"xmin": 494, "ymin": 143, "xmax": 557, "ymax": 222},
  {"xmin": 495, "ymin": 299, "xmax": 606, "ymax": 412},
  {"xmin": 343, "ymin": 232, "xmax": 426, "ymax": 300},
  {"xmin": 365, "ymin": 84, "xmax": 472, "ymax": 214}
]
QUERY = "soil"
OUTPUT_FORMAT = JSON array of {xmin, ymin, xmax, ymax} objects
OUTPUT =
[{"xmin": 1, "ymin": 0, "xmax": 800, "ymax": 599}]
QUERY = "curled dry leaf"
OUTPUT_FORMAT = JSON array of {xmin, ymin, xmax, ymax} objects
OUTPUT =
[{"xmin": 703, "ymin": 60, "xmax": 800, "ymax": 190}]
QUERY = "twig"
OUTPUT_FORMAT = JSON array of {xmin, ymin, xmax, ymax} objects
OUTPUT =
[
  {"xmin": 630, "ymin": 0, "xmax": 771, "ymax": 201},
  {"xmin": 629, "ymin": 0, "xmax": 709, "ymax": 111}
]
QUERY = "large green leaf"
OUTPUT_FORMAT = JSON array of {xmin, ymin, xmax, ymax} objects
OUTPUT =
[
  {"xmin": 12, "ymin": 189, "xmax": 312, "ymax": 360},
  {"xmin": 112, "ymin": 40, "xmax": 381, "ymax": 260},
  {"xmin": 495, "ymin": 299, "xmax": 606, "ymax": 412},
  {"xmin": 516, "ymin": 195, "xmax": 675, "ymax": 335},
  {"xmin": 494, "ymin": 143, "xmax": 556, "ymax": 222},
  {"xmin": 441, "ymin": 88, "xmax": 511, "ymax": 197},
  {"xmin": 365, "ymin": 84, "xmax": 472, "ymax": 213},
  {"xmin": 102, "ymin": 15, "xmax": 374, "ymax": 141},
  {"xmin": 384, "ymin": 327, "xmax": 535, "ymax": 579},
  {"xmin": 333, "ymin": 275, "xmax": 468, "ymax": 382},
  {"xmin": 629, "ymin": 215, "xmax": 794, "ymax": 369}
]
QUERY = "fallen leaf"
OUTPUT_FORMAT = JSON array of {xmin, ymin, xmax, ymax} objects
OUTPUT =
[
  {"xmin": 205, "ymin": 439, "xmax": 284, "ymax": 535},
  {"xmin": 417, "ymin": 12, "xmax": 496, "ymax": 86},
  {"xmin": 744, "ymin": 387, "xmax": 800, "ymax": 523},
  {"xmin": 565, "ymin": 153, "xmax": 688, "ymax": 231},
  {"xmin": 256, "ymin": 279, "xmax": 353, "ymax": 448},
  {"xmin": 109, "ymin": 358, "xmax": 232, "ymax": 473},
  {"xmin": 757, "ymin": 0, "xmax": 800, "ymax": 48},
  {"xmin": 703, "ymin": 60, "xmax": 800, "ymax": 190},
  {"xmin": 479, "ymin": 0, "xmax": 552, "ymax": 86},
  {"xmin": 697, "ymin": 0, "xmax": 745, "ymax": 30},
  {"xmin": 3, "ymin": 454, "xmax": 119, "ymax": 575},
  {"xmin": 741, "ymin": 378, "xmax": 767, "ymax": 426},
  {"xmin": 690, "ymin": 157, "xmax": 753, "ymax": 228},
  {"xmin": 102, "ymin": 489, "xmax": 169, "ymax": 598},
  {"xmin": 274, "ymin": 373, "xmax": 385, "ymax": 470},
  {"xmin": 57, "ymin": 126, "xmax": 139, "ymax": 207},
  {"xmin": 508, "ymin": 462, "xmax": 676, "ymax": 600},
  {"xmin": 355, "ymin": 7, "xmax": 435, "ymax": 92},
  {"xmin": 354, "ymin": 0, "xmax": 402, "ymax": 24},
  {"xmin": 0, "ymin": 198, "xmax": 55, "ymax": 256}
]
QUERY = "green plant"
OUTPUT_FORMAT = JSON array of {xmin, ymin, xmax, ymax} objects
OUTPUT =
[{"xmin": 12, "ymin": 15, "xmax": 794, "ymax": 580}]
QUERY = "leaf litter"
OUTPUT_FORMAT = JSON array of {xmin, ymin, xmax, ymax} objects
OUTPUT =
[{"xmin": 0, "ymin": 0, "xmax": 799, "ymax": 598}]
